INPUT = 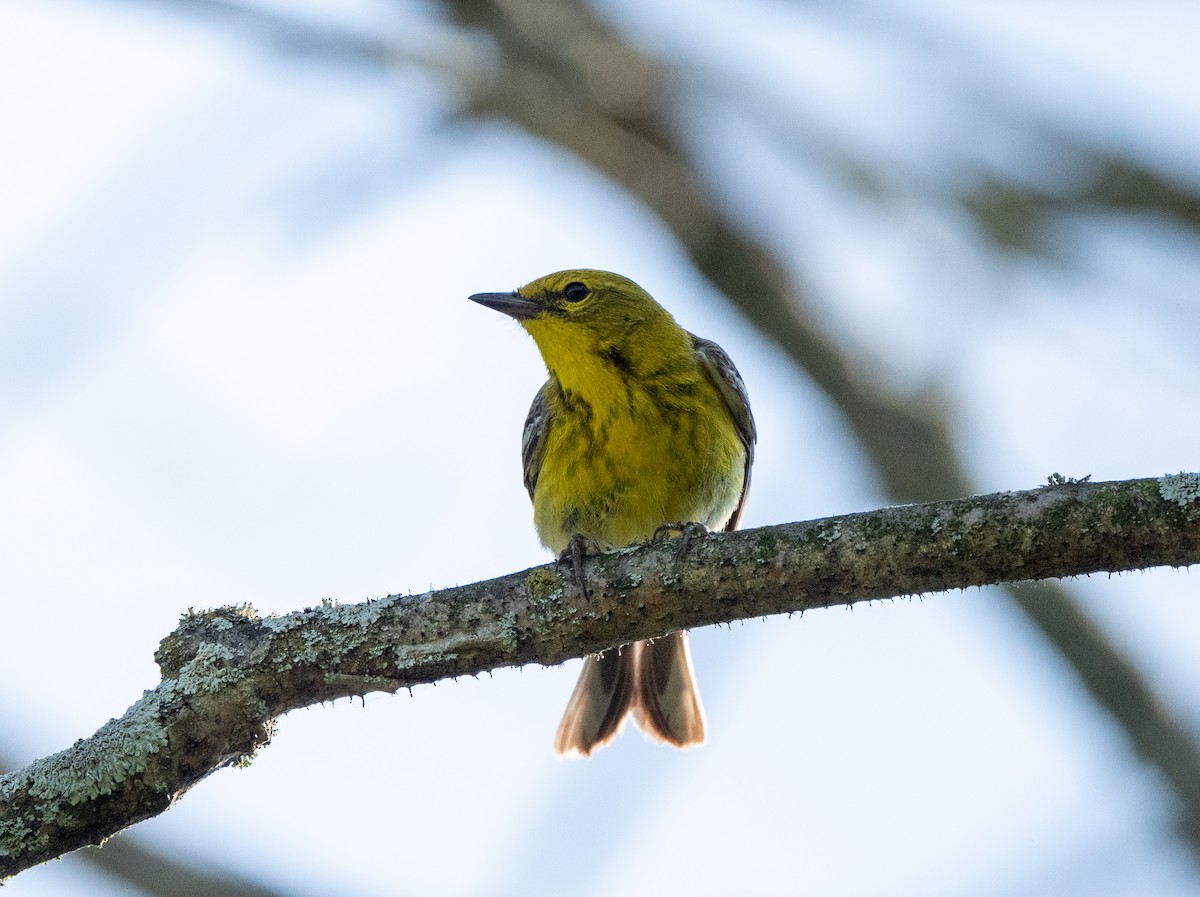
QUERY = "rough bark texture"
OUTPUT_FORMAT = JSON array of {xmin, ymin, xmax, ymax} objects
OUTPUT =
[
  {"xmin": 91, "ymin": 0, "xmax": 1200, "ymax": 874},
  {"xmin": 2, "ymin": 474, "xmax": 1198, "ymax": 878}
]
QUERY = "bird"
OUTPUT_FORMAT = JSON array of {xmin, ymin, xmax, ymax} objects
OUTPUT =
[{"xmin": 469, "ymin": 269, "xmax": 755, "ymax": 756}]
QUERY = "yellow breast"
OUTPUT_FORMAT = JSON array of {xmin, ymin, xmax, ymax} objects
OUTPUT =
[{"xmin": 531, "ymin": 369, "xmax": 746, "ymax": 553}]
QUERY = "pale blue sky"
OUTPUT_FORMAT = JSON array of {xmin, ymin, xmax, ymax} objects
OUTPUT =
[{"xmin": 2, "ymin": 1, "xmax": 1199, "ymax": 895}]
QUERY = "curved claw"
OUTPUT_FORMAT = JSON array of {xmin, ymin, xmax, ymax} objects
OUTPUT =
[
  {"xmin": 556, "ymin": 534, "xmax": 601, "ymax": 598},
  {"xmin": 651, "ymin": 521, "xmax": 710, "ymax": 560}
]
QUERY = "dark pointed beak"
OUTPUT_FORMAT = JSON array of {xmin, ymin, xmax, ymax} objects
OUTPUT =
[{"xmin": 468, "ymin": 291, "xmax": 540, "ymax": 321}]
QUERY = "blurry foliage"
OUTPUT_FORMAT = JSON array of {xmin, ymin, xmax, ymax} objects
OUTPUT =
[
  {"xmin": 962, "ymin": 148, "xmax": 1200, "ymax": 254},
  {"xmin": 11, "ymin": 0, "xmax": 1200, "ymax": 892}
]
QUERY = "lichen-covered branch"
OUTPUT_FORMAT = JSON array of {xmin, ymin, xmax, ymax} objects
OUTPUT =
[
  {"xmin": 436, "ymin": 1, "xmax": 1200, "ymax": 859},
  {"xmin": 2, "ymin": 474, "xmax": 1198, "ymax": 878},
  {"xmin": 94, "ymin": 0, "xmax": 1200, "ymax": 871}
]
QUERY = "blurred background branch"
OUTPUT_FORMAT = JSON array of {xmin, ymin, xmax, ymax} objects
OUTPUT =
[
  {"xmin": 440, "ymin": 0, "xmax": 1200, "ymax": 856},
  {"xmin": 4, "ymin": 0, "xmax": 1198, "ymax": 894},
  {"xmin": 107, "ymin": 0, "xmax": 1200, "ymax": 856}
]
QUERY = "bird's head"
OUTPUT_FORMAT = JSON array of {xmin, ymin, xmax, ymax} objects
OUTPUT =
[{"xmin": 469, "ymin": 269, "xmax": 686, "ymax": 385}]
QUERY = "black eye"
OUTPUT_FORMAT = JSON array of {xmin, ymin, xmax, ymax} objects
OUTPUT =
[{"xmin": 562, "ymin": 281, "xmax": 590, "ymax": 302}]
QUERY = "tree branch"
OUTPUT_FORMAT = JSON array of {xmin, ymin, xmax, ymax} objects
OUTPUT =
[
  {"xmin": 0, "ymin": 754, "xmax": 314, "ymax": 897},
  {"xmin": 435, "ymin": 7, "xmax": 1200, "ymax": 857},
  {"xmin": 93, "ymin": 0, "xmax": 1200, "ymax": 868},
  {"xmin": 2, "ymin": 474, "xmax": 1198, "ymax": 878}
]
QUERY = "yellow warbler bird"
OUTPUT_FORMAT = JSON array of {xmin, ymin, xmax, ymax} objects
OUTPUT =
[{"xmin": 469, "ymin": 270, "xmax": 755, "ymax": 757}]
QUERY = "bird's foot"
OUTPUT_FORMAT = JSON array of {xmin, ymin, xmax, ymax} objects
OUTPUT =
[
  {"xmin": 556, "ymin": 534, "xmax": 602, "ymax": 599},
  {"xmin": 652, "ymin": 521, "xmax": 710, "ymax": 560}
]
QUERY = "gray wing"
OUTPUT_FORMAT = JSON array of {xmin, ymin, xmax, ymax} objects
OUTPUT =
[
  {"xmin": 521, "ymin": 381, "xmax": 553, "ymax": 501},
  {"xmin": 691, "ymin": 334, "xmax": 756, "ymax": 531}
]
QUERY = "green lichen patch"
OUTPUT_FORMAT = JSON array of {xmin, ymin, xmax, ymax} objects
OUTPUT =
[
  {"xmin": 261, "ymin": 613, "xmax": 306, "ymax": 634},
  {"xmin": 818, "ymin": 522, "xmax": 843, "ymax": 543},
  {"xmin": 176, "ymin": 643, "xmax": 240, "ymax": 696},
  {"xmin": 526, "ymin": 568, "xmax": 562, "ymax": 604},
  {"xmin": 318, "ymin": 598, "xmax": 391, "ymax": 629},
  {"xmin": 1159, "ymin": 472, "xmax": 1200, "ymax": 508},
  {"xmin": 0, "ymin": 812, "xmax": 44, "ymax": 858},
  {"xmin": 3, "ymin": 691, "xmax": 169, "ymax": 810},
  {"xmin": 180, "ymin": 604, "xmax": 259, "ymax": 625}
]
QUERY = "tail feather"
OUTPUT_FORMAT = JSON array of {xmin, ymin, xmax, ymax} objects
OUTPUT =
[
  {"xmin": 553, "ymin": 645, "xmax": 636, "ymax": 757},
  {"xmin": 630, "ymin": 632, "xmax": 706, "ymax": 748},
  {"xmin": 554, "ymin": 632, "xmax": 705, "ymax": 757}
]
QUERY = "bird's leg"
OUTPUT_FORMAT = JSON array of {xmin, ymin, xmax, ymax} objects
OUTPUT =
[
  {"xmin": 651, "ymin": 522, "xmax": 710, "ymax": 560},
  {"xmin": 556, "ymin": 533, "xmax": 602, "ymax": 599}
]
